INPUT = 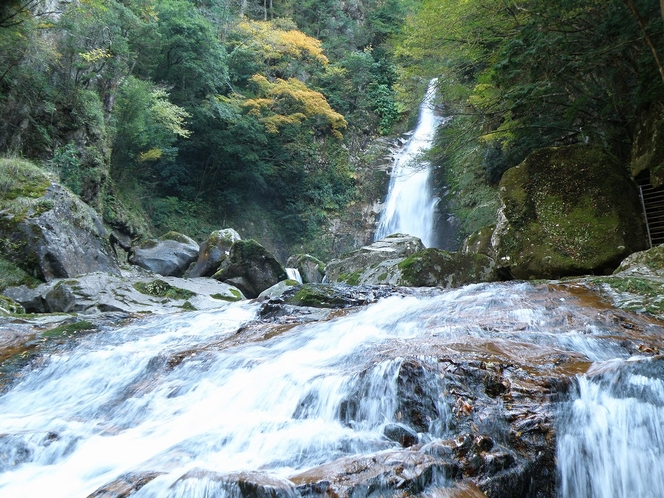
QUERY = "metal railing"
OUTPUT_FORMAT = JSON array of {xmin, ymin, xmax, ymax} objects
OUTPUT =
[{"xmin": 637, "ymin": 178, "xmax": 664, "ymax": 248}]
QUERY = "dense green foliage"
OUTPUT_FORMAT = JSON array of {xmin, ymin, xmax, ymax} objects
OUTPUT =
[
  {"xmin": 396, "ymin": 0, "xmax": 664, "ymax": 241},
  {"xmin": 0, "ymin": 0, "xmax": 411, "ymax": 256},
  {"xmin": 3, "ymin": 0, "xmax": 661, "ymax": 256}
]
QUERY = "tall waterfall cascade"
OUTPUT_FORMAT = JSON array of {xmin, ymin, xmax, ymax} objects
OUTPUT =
[{"xmin": 375, "ymin": 79, "xmax": 443, "ymax": 247}]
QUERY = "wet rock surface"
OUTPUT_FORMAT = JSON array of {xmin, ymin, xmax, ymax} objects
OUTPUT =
[
  {"xmin": 325, "ymin": 237, "xmax": 499, "ymax": 288},
  {"xmin": 3, "ymin": 280, "xmax": 664, "ymax": 497}
]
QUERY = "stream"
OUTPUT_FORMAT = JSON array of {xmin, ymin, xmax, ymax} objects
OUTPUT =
[{"xmin": 1, "ymin": 281, "xmax": 663, "ymax": 497}]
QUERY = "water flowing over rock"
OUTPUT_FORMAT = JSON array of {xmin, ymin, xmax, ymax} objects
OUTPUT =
[
  {"xmin": 492, "ymin": 144, "xmax": 647, "ymax": 279},
  {"xmin": 212, "ymin": 239, "xmax": 287, "ymax": 298},
  {"xmin": 0, "ymin": 181, "xmax": 119, "ymax": 281},
  {"xmin": 128, "ymin": 232, "xmax": 199, "ymax": 277},
  {"xmin": 286, "ymin": 254, "xmax": 325, "ymax": 284},
  {"xmin": 2, "ymin": 280, "xmax": 664, "ymax": 497},
  {"xmin": 375, "ymin": 79, "xmax": 443, "ymax": 247},
  {"xmin": 186, "ymin": 228, "xmax": 241, "ymax": 278}
]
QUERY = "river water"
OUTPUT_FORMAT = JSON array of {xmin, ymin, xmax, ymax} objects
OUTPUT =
[
  {"xmin": 375, "ymin": 79, "xmax": 442, "ymax": 247},
  {"xmin": 0, "ymin": 282, "xmax": 663, "ymax": 497}
]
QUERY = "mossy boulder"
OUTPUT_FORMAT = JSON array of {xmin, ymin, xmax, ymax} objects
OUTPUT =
[
  {"xmin": 631, "ymin": 101, "xmax": 664, "ymax": 187},
  {"xmin": 492, "ymin": 145, "xmax": 647, "ymax": 280},
  {"xmin": 186, "ymin": 228, "xmax": 241, "ymax": 278},
  {"xmin": 0, "ymin": 158, "xmax": 119, "ymax": 281},
  {"xmin": 396, "ymin": 249, "xmax": 498, "ymax": 287},
  {"xmin": 212, "ymin": 239, "xmax": 287, "ymax": 298},
  {"xmin": 325, "ymin": 235, "xmax": 425, "ymax": 284},
  {"xmin": 286, "ymin": 254, "xmax": 325, "ymax": 283},
  {"xmin": 128, "ymin": 232, "xmax": 199, "ymax": 277}
]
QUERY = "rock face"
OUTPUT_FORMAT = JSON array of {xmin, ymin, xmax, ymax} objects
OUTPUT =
[
  {"xmin": 613, "ymin": 244, "xmax": 664, "ymax": 277},
  {"xmin": 0, "ymin": 167, "xmax": 119, "ymax": 281},
  {"xmin": 213, "ymin": 239, "xmax": 287, "ymax": 298},
  {"xmin": 286, "ymin": 254, "xmax": 325, "ymax": 283},
  {"xmin": 631, "ymin": 101, "xmax": 664, "ymax": 187},
  {"xmin": 128, "ymin": 232, "xmax": 199, "ymax": 277},
  {"xmin": 3, "ymin": 268, "xmax": 244, "ymax": 314},
  {"xmin": 325, "ymin": 236, "xmax": 498, "ymax": 288},
  {"xmin": 186, "ymin": 228, "xmax": 241, "ymax": 278},
  {"xmin": 492, "ymin": 145, "xmax": 647, "ymax": 280},
  {"xmin": 325, "ymin": 234, "xmax": 425, "ymax": 284}
]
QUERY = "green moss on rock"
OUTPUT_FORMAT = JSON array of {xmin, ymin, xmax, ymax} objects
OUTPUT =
[
  {"xmin": 210, "ymin": 288, "xmax": 243, "ymax": 302},
  {"xmin": 133, "ymin": 280, "xmax": 195, "ymax": 300},
  {"xmin": 42, "ymin": 320, "xmax": 97, "ymax": 338},
  {"xmin": 0, "ymin": 258, "xmax": 41, "ymax": 292},
  {"xmin": 0, "ymin": 294, "xmax": 25, "ymax": 314},
  {"xmin": 494, "ymin": 145, "xmax": 647, "ymax": 279},
  {"xmin": 398, "ymin": 248, "xmax": 498, "ymax": 288}
]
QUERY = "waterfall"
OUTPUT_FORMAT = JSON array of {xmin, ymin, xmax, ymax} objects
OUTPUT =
[
  {"xmin": 375, "ymin": 79, "xmax": 442, "ymax": 247},
  {"xmin": 286, "ymin": 268, "xmax": 302, "ymax": 284}
]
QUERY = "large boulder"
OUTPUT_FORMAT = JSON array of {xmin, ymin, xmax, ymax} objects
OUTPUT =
[
  {"xmin": 212, "ymin": 239, "xmax": 287, "ymax": 298},
  {"xmin": 631, "ymin": 101, "xmax": 664, "ymax": 187},
  {"xmin": 0, "ymin": 159, "xmax": 119, "ymax": 281},
  {"xmin": 492, "ymin": 145, "xmax": 647, "ymax": 280},
  {"xmin": 331, "ymin": 248, "xmax": 498, "ymax": 287},
  {"xmin": 186, "ymin": 228, "xmax": 241, "ymax": 278},
  {"xmin": 128, "ymin": 231, "xmax": 199, "ymax": 277},
  {"xmin": 325, "ymin": 234, "xmax": 425, "ymax": 284},
  {"xmin": 286, "ymin": 253, "xmax": 325, "ymax": 283},
  {"xmin": 325, "ymin": 235, "xmax": 498, "ymax": 288}
]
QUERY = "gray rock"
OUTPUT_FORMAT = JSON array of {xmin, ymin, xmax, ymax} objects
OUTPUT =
[
  {"xmin": 614, "ymin": 245, "xmax": 664, "ymax": 277},
  {"xmin": 4, "ymin": 268, "xmax": 245, "ymax": 314},
  {"xmin": 212, "ymin": 239, "xmax": 287, "ymax": 298},
  {"xmin": 257, "ymin": 279, "xmax": 300, "ymax": 299},
  {"xmin": 0, "ymin": 181, "xmax": 119, "ymax": 281},
  {"xmin": 325, "ymin": 234, "xmax": 425, "ymax": 284},
  {"xmin": 492, "ymin": 145, "xmax": 647, "ymax": 279},
  {"xmin": 286, "ymin": 254, "xmax": 325, "ymax": 283},
  {"xmin": 186, "ymin": 228, "xmax": 241, "ymax": 278},
  {"xmin": 128, "ymin": 232, "xmax": 199, "ymax": 277}
]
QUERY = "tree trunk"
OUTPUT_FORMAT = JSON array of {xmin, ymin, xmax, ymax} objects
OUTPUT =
[{"xmin": 623, "ymin": 0, "xmax": 664, "ymax": 83}]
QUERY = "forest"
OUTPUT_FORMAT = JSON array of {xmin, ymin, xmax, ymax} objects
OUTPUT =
[{"xmin": 0, "ymin": 0, "xmax": 663, "ymax": 258}]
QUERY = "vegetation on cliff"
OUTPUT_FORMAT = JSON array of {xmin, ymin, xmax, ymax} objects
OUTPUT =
[
  {"xmin": 1, "ymin": 0, "xmax": 663, "ymax": 260},
  {"xmin": 0, "ymin": 0, "xmax": 411, "ymax": 258},
  {"xmin": 396, "ymin": 0, "xmax": 664, "ymax": 243}
]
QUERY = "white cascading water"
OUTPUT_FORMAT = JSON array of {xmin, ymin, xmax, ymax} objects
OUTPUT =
[
  {"xmin": 557, "ymin": 363, "xmax": 664, "ymax": 497},
  {"xmin": 375, "ymin": 78, "xmax": 442, "ymax": 247},
  {"xmin": 285, "ymin": 268, "xmax": 303, "ymax": 284},
  {"xmin": 1, "ymin": 282, "xmax": 663, "ymax": 497}
]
